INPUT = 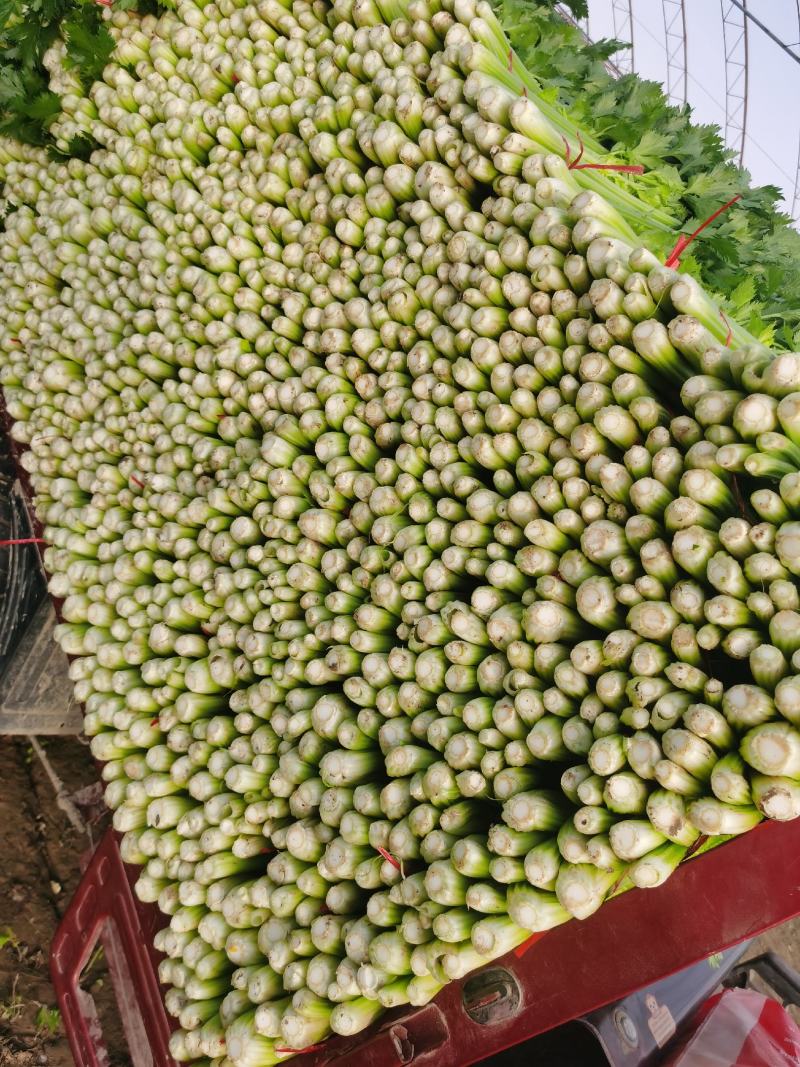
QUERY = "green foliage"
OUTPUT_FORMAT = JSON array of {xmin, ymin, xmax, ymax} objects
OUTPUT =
[
  {"xmin": 553, "ymin": 0, "xmax": 588, "ymax": 17},
  {"xmin": 62, "ymin": 129, "xmax": 96, "ymax": 159},
  {"xmin": 35, "ymin": 1004, "xmax": 61, "ymax": 1035},
  {"xmin": 0, "ymin": 0, "xmax": 63, "ymax": 142},
  {"xmin": 498, "ymin": 0, "xmax": 800, "ymax": 344},
  {"xmin": 0, "ymin": 927, "xmax": 18, "ymax": 951},
  {"xmin": 0, "ymin": 0, "xmax": 138, "ymax": 147},
  {"xmin": 61, "ymin": 8, "xmax": 115, "ymax": 85}
]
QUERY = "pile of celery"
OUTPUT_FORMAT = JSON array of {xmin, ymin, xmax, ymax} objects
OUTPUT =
[{"xmin": 1, "ymin": 0, "xmax": 799, "ymax": 1061}]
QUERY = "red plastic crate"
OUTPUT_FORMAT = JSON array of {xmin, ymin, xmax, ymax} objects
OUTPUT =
[
  {"xmin": 49, "ymin": 818, "xmax": 800, "ymax": 1067},
  {"xmin": 50, "ymin": 829, "xmax": 175, "ymax": 1067}
]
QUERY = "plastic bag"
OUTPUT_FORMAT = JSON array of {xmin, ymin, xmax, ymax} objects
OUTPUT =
[{"xmin": 664, "ymin": 987, "xmax": 800, "ymax": 1066}]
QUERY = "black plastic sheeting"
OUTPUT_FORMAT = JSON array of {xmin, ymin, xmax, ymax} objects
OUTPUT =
[{"xmin": 0, "ymin": 435, "xmax": 47, "ymax": 682}]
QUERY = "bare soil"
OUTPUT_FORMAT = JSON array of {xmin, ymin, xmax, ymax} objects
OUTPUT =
[{"xmin": 0, "ymin": 735, "xmax": 127, "ymax": 1067}]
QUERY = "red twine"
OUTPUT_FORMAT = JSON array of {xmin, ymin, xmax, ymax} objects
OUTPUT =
[
  {"xmin": 470, "ymin": 990, "xmax": 504, "ymax": 1010},
  {"xmin": 375, "ymin": 845, "xmax": 402, "ymax": 872},
  {"xmin": 562, "ymin": 133, "xmax": 645, "ymax": 174},
  {"xmin": 130, "ymin": 475, "xmax": 145, "ymax": 488},
  {"xmin": 683, "ymin": 834, "xmax": 709, "ymax": 861},
  {"xmin": 0, "ymin": 537, "xmax": 45, "ymax": 547},
  {"xmin": 606, "ymin": 862, "xmax": 635, "ymax": 898},
  {"xmin": 513, "ymin": 931, "xmax": 547, "ymax": 958},
  {"xmin": 95, "ymin": 0, "xmax": 112, "ymax": 7},
  {"xmin": 507, "ymin": 48, "xmax": 513, "ymax": 72},
  {"xmin": 150, "ymin": 717, "xmax": 160, "ymax": 726},
  {"xmin": 719, "ymin": 310, "xmax": 733, "ymax": 348},
  {"xmin": 275, "ymin": 1044, "xmax": 327, "ymax": 1055},
  {"xmin": 664, "ymin": 195, "xmax": 741, "ymax": 269}
]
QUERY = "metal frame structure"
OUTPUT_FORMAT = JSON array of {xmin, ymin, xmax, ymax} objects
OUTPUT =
[
  {"xmin": 563, "ymin": 0, "xmax": 799, "ymax": 219},
  {"xmin": 553, "ymin": 4, "xmax": 586, "ymax": 36},
  {"xmin": 610, "ymin": 0, "xmax": 634, "ymax": 75},
  {"xmin": 721, "ymin": 1, "xmax": 749, "ymax": 166},
  {"xmin": 554, "ymin": 3, "xmax": 626, "ymax": 79},
  {"xmin": 724, "ymin": 0, "xmax": 800, "ymax": 220},
  {"xmin": 728, "ymin": 0, "xmax": 800, "ymax": 64},
  {"xmin": 553, "ymin": 4, "xmax": 587, "ymax": 34},
  {"xmin": 661, "ymin": 0, "xmax": 688, "ymax": 106}
]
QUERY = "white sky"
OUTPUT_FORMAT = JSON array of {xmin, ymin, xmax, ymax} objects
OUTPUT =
[{"xmin": 583, "ymin": 1, "xmax": 800, "ymax": 220}]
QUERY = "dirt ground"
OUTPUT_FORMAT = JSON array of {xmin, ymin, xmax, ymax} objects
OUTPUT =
[
  {"xmin": 0, "ymin": 735, "xmax": 120, "ymax": 1067},
  {"xmin": 1, "ymin": 734, "xmax": 800, "ymax": 1067}
]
